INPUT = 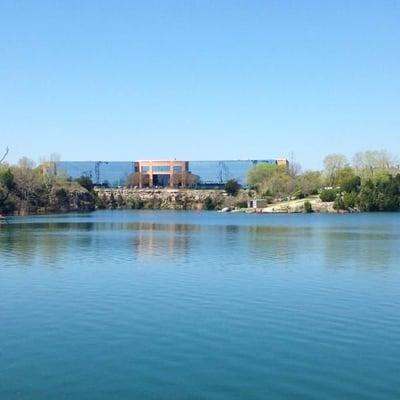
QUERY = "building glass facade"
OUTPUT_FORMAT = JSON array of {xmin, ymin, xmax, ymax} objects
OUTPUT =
[
  {"xmin": 57, "ymin": 161, "xmax": 135, "ymax": 187},
  {"xmin": 56, "ymin": 159, "xmax": 285, "ymax": 187},
  {"xmin": 189, "ymin": 160, "xmax": 277, "ymax": 185}
]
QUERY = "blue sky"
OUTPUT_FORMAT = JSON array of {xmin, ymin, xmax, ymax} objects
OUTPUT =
[{"xmin": 1, "ymin": 0, "xmax": 399, "ymax": 168}]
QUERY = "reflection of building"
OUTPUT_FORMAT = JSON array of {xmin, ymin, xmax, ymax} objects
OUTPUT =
[
  {"xmin": 132, "ymin": 223, "xmax": 193, "ymax": 259},
  {"xmin": 57, "ymin": 159, "xmax": 288, "ymax": 188},
  {"xmin": 134, "ymin": 160, "xmax": 189, "ymax": 188}
]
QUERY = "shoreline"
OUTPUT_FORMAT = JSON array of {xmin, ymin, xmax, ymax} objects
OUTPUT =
[{"xmin": 2, "ymin": 187, "xmax": 398, "ymax": 217}]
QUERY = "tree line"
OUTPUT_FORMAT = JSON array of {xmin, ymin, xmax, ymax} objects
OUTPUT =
[
  {"xmin": 0, "ymin": 155, "xmax": 95, "ymax": 215},
  {"xmin": 2, "ymin": 149, "xmax": 400, "ymax": 214},
  {"xmin": 246, "ymin": 150, "xmax": 400, "ymax": 212}
]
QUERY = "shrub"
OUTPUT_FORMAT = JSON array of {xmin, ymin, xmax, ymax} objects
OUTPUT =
[
  {"xmin": 75, "ymin": 176, "xmax": 94, "ymax": 192},
  {"xmin": 343, "ymin": 192, "xmax": 358, "ymax": 209},
  {"xmin": 333, "ymin": 196, "xmax": 345, "ymax": 210},
  {"xmin": 304, "ymin": 200, "xmax": 313, "ymax": 213},
  {"xmin": 203, "ymin": 196, "xmax": 216, "ymax": 210},
  {"xmin": 320, "ymin": 189, "xmax": 337, "ymax": 202},
  {"xmin": 116, "ymin": 194, "xmax": 125, "ymax": 207},
  {"xmin": 292, "ymin": 189, "xmax": 305, "ymax": 199},
  {"xmin": 109, "ymin": 193, "xmax": 117, "ymax": 209},
  {"xmin": 334, "ymin": 192, "xmax": 359, "ymax": 211},
  {"xmin": 235, "ymin": 200, "xmax": 248, "ymax": 208},
  {"xmin": 96, "ymin": 193, "xmax": 108, "ymax": 209}
]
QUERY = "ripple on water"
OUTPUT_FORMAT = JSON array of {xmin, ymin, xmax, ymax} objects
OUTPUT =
[{"xmin": 1, "ymin": 211, "xmax": 400, "ymax": 400}]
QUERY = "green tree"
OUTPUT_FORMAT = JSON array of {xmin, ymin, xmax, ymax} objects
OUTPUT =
[
  {"xmin": 295, "ymin": 171, "xmax": 323, "ymax": 196},
  {"xmin": 248, "ymin": 164, "xmax": 293, "ymax": 198},
  {"xmin": 0, "ymin": 167, "xmax": 16, "ymax": 213},
  {"xmin": 357, "ymin": 180, "xmax": 377, "ymax": 211},
  {"xmin": 340, "ymin": 175, "xmax": 361, "ymax": 193}
]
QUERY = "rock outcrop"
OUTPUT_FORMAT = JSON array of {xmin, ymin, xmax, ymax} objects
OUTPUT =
[{"xmin": 95, "ymin": 188, "xmax": 250, "ymax": 211}]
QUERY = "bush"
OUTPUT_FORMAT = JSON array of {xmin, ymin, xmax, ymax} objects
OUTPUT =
[
  {"xmin": 49, "ymin": 187, "xmax": 69, "ymax": 211},
  {"xmin": 292, "ymin": 189, "xmax": 305, "ymax": 199},
  {"xmin": 304, "ymin": 200, "xmax": 313, "ymax": 213},
  {"xmin": 261, "ymin": 190, "xmax": 273, "ymax": 198},
  {"xmin": 145, "ymin": 198, "xmax": 162, "ymax": 209},
  {"xmin": 0, "ymin": 168, "xmax": 15, "ymax": 191},
  {"xmin": 75, "ymin": 176, "xmax": 94, "ymax": 192},
  {"xmin": 95, "ymin": 193, "xmax": 108, "ymax": 209},
  {"xmin": 343, "ymin": 192, "xmax": 358, "ymax": 209},
  {"xmin": 116, "ymin": 194, "xmax": 125, "ymax": 207},
  {"xmin": 0, "ymin": 167, "xmax": 16, "ymax": 213},
  {"xmin": 235, "ymin": 200, "xmax": 248, "ymax": 208},
  {"xmin": 224, "ymin": 179, "xmax": 240, "ymax": 196},
  {"xmin": 334, "ymin": 192, "xmax": 359, "ymax": 211},
  {"xmin": 109, "ymin": 193, "xmax": 117, "ymax": 209},
  {"xmin": 333, "ymin": 196, "xmax": 345, "ymax": 210},
  {"xmin": 320, "ymin": 189, "xmax": 337, "ymax": 202},
  {"xmin": 0, "ymin": 194, "xmax": 16, "ymax": 213},
  {"xmin": 203, "ymin": 196, "xmax": 216, "ymax": 210}
]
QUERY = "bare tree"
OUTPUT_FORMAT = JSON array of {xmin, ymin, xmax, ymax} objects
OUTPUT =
[
  {"xmin": 0, "ymin": 147, "xmax": 9, "ymax": 164},
  {"xmin": 12, "ymin": 166, "xmax": 41, "ymax": 213},
  {"xmin": 18, "ymin": 156, "xmax": 36, "ymax": 169},
  {"xmin": 127, "ymin": 172, "xmax": 150, "ymax": 188},
  {"xmin": 352, "ymin": 150, "xmax": 398, "ymax": 179},
  {"xmin": 323, "ymin": 154, "xmax": 348, "ymax": 186},
  {"xmin": 288, "ymin": 152, "xmax": 302, "ymax": 178},
  {"xmin": 39, "ymin": 153, "xmax": 61, "ymax": 176},
  {"xmin": 171, "ymin": 172, "xmax": 199, "ymax": 188}
]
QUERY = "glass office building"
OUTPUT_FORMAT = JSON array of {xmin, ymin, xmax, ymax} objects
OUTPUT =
[
  {"xmin": 57, "ymin": 159, "xmax": 282, "ymax": 187},
  {"xmin": 189, "ymin": 160, "xmax": 277, "ymax": 185},
  {"xmin": 57, "ymin": 161, "xmax": 135, "ymax": 187}
]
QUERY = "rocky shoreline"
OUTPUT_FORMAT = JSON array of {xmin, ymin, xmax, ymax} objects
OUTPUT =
[{"xmin": 94, "ymin": 188, "xmax": 345, "ymax": 214}]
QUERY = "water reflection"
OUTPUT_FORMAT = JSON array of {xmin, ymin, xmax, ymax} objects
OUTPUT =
[
  {"xmin": 245, "ymin": 225, "xmax": 400, "ymax": 269},
  {"xmin": 131, "ymin": 223, "xmax": 195, "ymax": 260},
  {"xmin": 1, "ymin": 216, "xmax": 399, "ymax": 270}
]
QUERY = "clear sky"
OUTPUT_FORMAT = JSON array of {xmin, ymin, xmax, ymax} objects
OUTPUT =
[{"xmin": 1, "ymin": 1, "xmax": 399, "ymax": 169}]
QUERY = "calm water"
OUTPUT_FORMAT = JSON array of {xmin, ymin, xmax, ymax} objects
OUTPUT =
[{"xmin": 1, "ymin": 211, "xmax": 399, "ymax": 399}]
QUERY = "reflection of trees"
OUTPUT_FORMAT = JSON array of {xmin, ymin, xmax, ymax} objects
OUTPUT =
[
  {"xmin": 1, "ymin": 218, "xmax": 398, "ymax": 271},
  {"xmin": 0, "ymin": 222, "xmax": 95, "ymax": 268},
  {"xmin": 0, "ymin": 225, "xmax": 38, "ymax": 266},
  {"xmin": 320, "ymin": 226, "xmax": 399, "ymax": 269},
  {"xmin": 245, "ymin": 224, "xmax": 398, "ymax": 270},
  {"xmin": 245, "ymin": 225, "xmax": 307, "ymax": 265}
]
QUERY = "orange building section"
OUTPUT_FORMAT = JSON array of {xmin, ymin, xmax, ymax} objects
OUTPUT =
[
  {"xmin": 277, "ymin": 159, "xmax": 289, "ymax": 167},
  {"xmin": 134, "ymin": 160, "xmax": 189, "ymax": 188}
]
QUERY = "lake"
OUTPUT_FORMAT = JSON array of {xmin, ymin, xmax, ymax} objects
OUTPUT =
[{"xmin": 1, "ymin": 211, "xmax": 399, "ymax": 399}]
